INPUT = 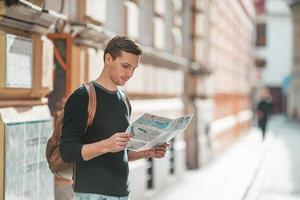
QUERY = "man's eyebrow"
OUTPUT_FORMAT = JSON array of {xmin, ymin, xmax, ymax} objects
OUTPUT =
[
  {"xmin": 122, "ymin": 62, "xmax": 139, "ymax": 68},
  {"xmin": 122, "ymin": 62, "xmax": 132, "ymax": 67}
]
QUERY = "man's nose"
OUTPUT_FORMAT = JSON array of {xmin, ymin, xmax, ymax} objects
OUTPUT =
[{"xmin": 126, "ymin": 68, "xmax": 134, "ymax": 77}]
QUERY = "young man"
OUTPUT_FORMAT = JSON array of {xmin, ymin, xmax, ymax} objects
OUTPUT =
[{"xmin": 60, "ymin": 35, "xmax": 168, "ymax": 200}]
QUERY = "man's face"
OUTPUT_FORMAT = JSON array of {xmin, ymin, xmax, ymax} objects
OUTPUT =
[{"xmin": 105, "ymin": 51, "xmax": 140, "ymax": 86}]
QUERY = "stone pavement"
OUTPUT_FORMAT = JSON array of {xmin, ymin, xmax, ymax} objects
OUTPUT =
[
  {"xmin": 244, "ymin": 116, "xmax": 300, "ymax": 200},
  {"xmin": 147, "ymin": 116, "xmax": 298, "ymax": 200}
]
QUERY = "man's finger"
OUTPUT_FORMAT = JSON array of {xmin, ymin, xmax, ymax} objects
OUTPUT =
[
  {"xmin": 155, "ymin": 153, "xmax": 165, "ymax": 158},
  {"xmin": 117, "ymin": 137, "xmax": 130, "ymax": 142},
  {"xmin": 154, "ymin": 147, "xmax": 167, "ymax": 151},
  {"xmin": 153, "ymin": 151, "xmax": 166, "ymax": 156},
  {"xmin": 116, "ymin": 132, "xmax": 131, "ymax": 138}
]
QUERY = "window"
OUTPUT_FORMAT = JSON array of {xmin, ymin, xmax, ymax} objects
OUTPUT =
[
  {"xmin": 153, "ymin": 17, "xmax": 165, "ymax": 49},
  {"xmin": 172, "ymin": 0, "xmax": 182, "ymax": 26},
  {"xmin": 256, "ymin": 23, "xmax": 266, "ymax": 47},
  {"xmin": 85, "ymin": 0, "xmax": 107, "ymax": 24},
  {"xmin": 172, "ymin": 0, "xmax": 183, "ymax": 56},
  {"xmin": 172, "ymin": 27, "xmax": 182, "ymax": 56},
  {"xmin": 195, "ymin": 13, "xmax": 206, "ymax": 37},
  {"xmin": 125, "ymin": 1, "xmax": 139, "ymax": 39},
  {"xmin": 153, "ymin": 0, "xmax": 165, "ymax": 49}
]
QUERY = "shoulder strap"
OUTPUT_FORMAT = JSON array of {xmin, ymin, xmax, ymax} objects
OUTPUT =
[
  {"xmin": 119, "ymin": 89, "xmax": 131, "ymax": 117},
  {"xmin": 83, "ymin": 81, "xmax": 97, "ymax": 128}
]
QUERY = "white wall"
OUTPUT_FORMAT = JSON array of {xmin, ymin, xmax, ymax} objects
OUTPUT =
[{"xmin": 256, "ymin": 0, "xmax": 292, "ymax": 87}]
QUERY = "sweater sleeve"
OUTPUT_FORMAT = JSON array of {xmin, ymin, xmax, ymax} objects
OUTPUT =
[{"xmin": 60, "ymin": 86, "xmax": 88, "ymax": 163}]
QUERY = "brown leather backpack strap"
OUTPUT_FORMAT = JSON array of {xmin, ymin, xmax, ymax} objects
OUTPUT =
[
  {"xmin": 52, "ymin": 110, "xmax": 64, "ymax": 143},
  {"xmin": 83, "ymin": 81, "xmax": 97, "ymax": 128}
]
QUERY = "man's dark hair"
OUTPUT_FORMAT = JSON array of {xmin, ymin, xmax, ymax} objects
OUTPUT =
[{"xmin": 103, "ymin": 35, "xmax": 142, "ymax": 61}]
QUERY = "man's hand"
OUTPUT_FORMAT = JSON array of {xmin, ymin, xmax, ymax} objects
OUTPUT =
[
  {"xmin": 144, "ymin": 143, "xmax": 169, "ymax": 158},
  {"xmin": 105, "ymin": 132, "xmax": 131, "ymax": 153},
  {"xmin": 82, "ymin": 132, "xmax": 131, "ymax": 161}
]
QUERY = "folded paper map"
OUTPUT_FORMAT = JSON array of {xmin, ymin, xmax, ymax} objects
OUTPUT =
[{"xmin": 126, "ymin": 113, "xmax": 193, "ymax": 151}]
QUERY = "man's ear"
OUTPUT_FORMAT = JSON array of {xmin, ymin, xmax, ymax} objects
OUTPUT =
[{"xmin": 104, "ymin": 53, "xmax": 113, "ymax": 66}]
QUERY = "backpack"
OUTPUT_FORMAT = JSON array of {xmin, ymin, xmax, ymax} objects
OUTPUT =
[
  {"xmin": 45, "ymin": 81, "xmax": 131, "ymax": 180},
  {"xmin": 46, "ymin": 81, "xmax": 97, "ymax": 180}
]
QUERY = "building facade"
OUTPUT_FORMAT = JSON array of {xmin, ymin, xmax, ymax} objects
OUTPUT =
[
  {"xmin": 288, "ymin": 0, "xmax": 300, "ymax": 119},
  {"xmin": 254, "ymin": 0, "xmax": 293, "ymax": 114},
  {"xmin": 190, "ymin": 0, "xmax": 255, "ymax": 165}
]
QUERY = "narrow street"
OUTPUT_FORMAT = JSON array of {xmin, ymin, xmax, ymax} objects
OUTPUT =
[
  {"xmin": 148, "ymin": 116, "xmax": 300, "ymax": 200},
  {"xmin": 244, "ymin": 116, "xmax": 300, "ymax": 200}
]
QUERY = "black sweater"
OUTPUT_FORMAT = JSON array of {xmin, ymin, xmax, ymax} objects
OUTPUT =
[{"xmin": 60, "ymin": 82, "xmax": 130, "ymax": 196}]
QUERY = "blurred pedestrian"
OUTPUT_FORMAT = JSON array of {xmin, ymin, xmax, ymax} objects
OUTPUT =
[{"xmin": 256, "ymin": 88, "xmax": 273, "ymax": 139}]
